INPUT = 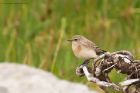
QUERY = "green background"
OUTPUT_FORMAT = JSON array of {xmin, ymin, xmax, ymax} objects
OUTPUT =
[{"xmin": 0, "ymin": 0, "xmax": 140, "ymax": 92}]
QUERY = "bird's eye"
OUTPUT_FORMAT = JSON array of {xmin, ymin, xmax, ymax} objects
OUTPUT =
[{"xmin": 74, "ymin": 39, "xmax": 78, "ymax": 41}]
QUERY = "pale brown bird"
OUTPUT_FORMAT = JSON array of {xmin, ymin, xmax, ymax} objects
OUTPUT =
[{"xmin": 68, "ymin": 35, "xmax": 106, "ymax": 64}]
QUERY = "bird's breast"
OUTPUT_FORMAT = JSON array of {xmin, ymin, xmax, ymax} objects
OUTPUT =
[
  {"xmin": 72, "ymin": 43, "xmax": 82, "ymax": 58},
  {"xmin": 72, "ymin": 43, "xmax": 97, "ymax": 59}
]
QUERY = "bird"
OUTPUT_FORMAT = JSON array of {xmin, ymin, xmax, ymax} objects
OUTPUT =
[{"xmin": 68, "ymin": 35, "xmax": 106, "ymax": 65}]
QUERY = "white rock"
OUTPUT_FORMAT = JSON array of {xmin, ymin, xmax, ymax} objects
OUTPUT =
[{"xmin": 0, "ymin": 63, "xmax": 97, "ymax": 93}]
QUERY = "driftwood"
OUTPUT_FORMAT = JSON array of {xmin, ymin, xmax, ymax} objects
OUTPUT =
[{"xmin": 76, "ymin": 50, "xmax": 140, "ymax": 93}]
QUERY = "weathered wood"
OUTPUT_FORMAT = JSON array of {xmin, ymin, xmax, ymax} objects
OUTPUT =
[{"xmin": 76, "ymin": 50, "xmax": 140, "ymax": 93}]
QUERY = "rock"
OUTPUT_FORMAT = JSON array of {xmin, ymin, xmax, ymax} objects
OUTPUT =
[
  {"xmin": 0, "ymin": 63, "xmax": 97, "ymax": 93},
  {"xmin": 0, "ymin": 86, "xmax": 9, "ymax": 93}
]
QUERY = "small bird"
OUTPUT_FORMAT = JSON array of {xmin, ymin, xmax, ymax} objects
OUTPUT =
[{"xmin": 68, "ymin": 35, "xmax": 106, "ymax": 64}]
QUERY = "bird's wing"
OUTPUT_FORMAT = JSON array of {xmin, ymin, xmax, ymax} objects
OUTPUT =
[
  {"xmin": 80, "ymin": 38, "xmax": 96, "ymax": 48},
  {"xmin": 80, "ymin": 38, "xmax": 106, "ymax": 55}
]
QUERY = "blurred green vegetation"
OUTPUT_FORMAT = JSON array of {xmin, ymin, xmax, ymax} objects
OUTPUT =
[{"xmin": 0, "ymin": 0, "xmax": 140, "ymax": 92}]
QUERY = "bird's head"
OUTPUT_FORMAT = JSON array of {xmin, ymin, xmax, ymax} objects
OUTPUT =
[{"xmin": 67, "ymin": 35, "xmax": 85, "ymax": 43}]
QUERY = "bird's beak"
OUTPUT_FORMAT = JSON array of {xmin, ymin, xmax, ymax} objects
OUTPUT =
[{"xmin": 67, "ymin": 39, "xmax": 73, "ymax": 42}]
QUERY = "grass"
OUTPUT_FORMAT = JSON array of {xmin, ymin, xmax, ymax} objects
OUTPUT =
[{"xmin": 0, "ymin": 0, "xmax": 140, "ymax": 92}]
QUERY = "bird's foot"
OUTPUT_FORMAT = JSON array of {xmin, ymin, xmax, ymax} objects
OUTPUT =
[
  {"xmin": 76, "ymin": 66, "xmax": 85, "ymax": 77},
  {"xmin": 76, "ymin": 60, "xmax": 90, "ymax": 77}
]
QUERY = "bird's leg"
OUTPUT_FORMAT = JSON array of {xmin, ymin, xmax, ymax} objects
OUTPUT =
[
  {"xmin": 76, "ymin": 59, "xmax": 90, "ymax": 77},
  {"xmin": 80, "ymin": 59, "xmax": 90, "ymax": 67}
]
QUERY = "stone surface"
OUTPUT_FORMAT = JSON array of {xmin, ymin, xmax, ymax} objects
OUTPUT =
[{"xmin": 0, "ymin": 63, "xmax": 97, "ymax": 93}]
